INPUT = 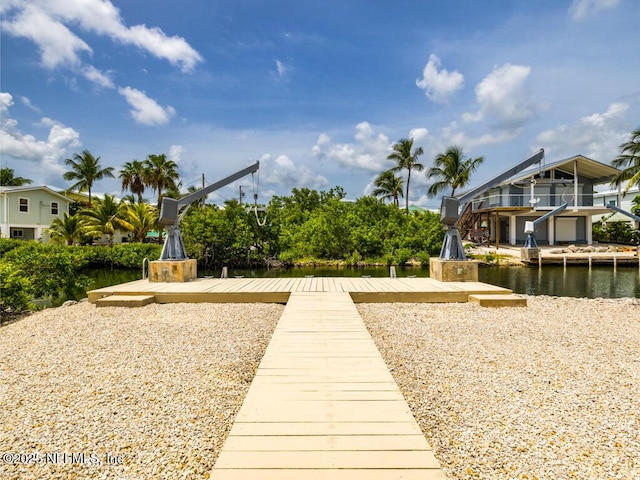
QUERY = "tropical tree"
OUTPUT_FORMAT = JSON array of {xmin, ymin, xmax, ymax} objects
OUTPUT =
[
  {"xmin": 632, "ymin": 195, "xmax": 640, "ymax": 216},
  {"xmin": 387, "ymin": 138, "xmax": 424, "ymax": 213},
  {"xmin": 372, "ymin": 170, "xmax": 404, "ymax": 207},
  {"xmin": 80, "ymin": 194, "xmax": 128, "ymax": 247},
  {"xmin": 610, "ymin": 127, "xmax": 640, "ymax": 193},
  {"xmin": 119, "ymin": 202, "xmax": 158, "ymax": 242},
  {"xmin": 143, "ymin": 154, "xmax": 180, "ymax": 210},
  {"xmin": 0, "ymin": 167, "xmax": 33, "ymax": 186},
  {"xmin": 119, "ymin": 160, "xmax": 146, "ymax": 203},
  {"xmin": 63, "ymin": 150, "xmax": 115, "ymax": 206},
  {"xmin": 426, "ymin": 145, "xmax": 484, "ymax": 198},
  {"xmin": 46, "ymin": 212, "xmax": 82, "ymax": 245}
]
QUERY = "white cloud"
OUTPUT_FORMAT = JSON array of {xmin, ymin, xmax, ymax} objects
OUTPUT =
[
  {"xmin": 259, "ymin": 154, "xmax": 328, "ymax": 190},
  {"xmin": 80, "ymin": 65, "xmax": 114, "ymax": 89},
  {"xmin": 463, "ymin": 63, "xmax": 535, "ymax": 130},
  {"xmin": 536, "ymin": 102, "xmax": 630, "ymax": 161},
  {"xmin": 120, "ymin": 24, "xmax": 203, "ymax": 73},
  {"xmin": 275, "ymin": 60, "xmax": 289, "ymax": 79},
  {"xmin": 2, "ymin": 4, "xmax": 91, "ymax": 69},
  {"xmin": 20, "ymin": 96, "xmax": 41, "ymax": 112},
  {"xmin": 569, "ymin": 0, "xmax": 620, "ymax": 21},
  {"xmin": 0, "ymin": 92, "xmax": 14, "ymax": 113},
  {"xmin": 441, "ymin": 121, "xmax": 519, "ymax": 150},
  {"xmin": 313, "ymin": 122, "xmax": 392, "ymax": 172},
  {"xmin": 0, "ymin": 95, "xmax": 81, "ymax": 181},
  {"xmin": 2, "ymin": 0, "xmax": 203, "ymax": 73},
  {"xmin": 169, "ymin": 144, "xmax": 184, "ymax": 164},
  {"xmin": 118, "ymin": 87, "xmax": 175, "ymax": 126},
  {"xmin": 416, "ymin": 54, "xmax": 464, "ymax": 104},
  {"xmin": 168, "ymin": 144, "xmax": 198, "ymax": 184},
  {"xmin": 409, "ymin": 128, "xmax": 429, "ymax": 142}
]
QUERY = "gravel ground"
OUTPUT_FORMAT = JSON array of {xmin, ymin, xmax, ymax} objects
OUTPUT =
[
  {"xmin": 359, "ymin": 297, "xmax": 640, "ymax": 480},
  {"xmin": 2, "ymin": 297, "xmax": 639, "ymax": 480},
  {"xmin": 0, "ymin": 301, "xmax": 283, "ymax": 480}
]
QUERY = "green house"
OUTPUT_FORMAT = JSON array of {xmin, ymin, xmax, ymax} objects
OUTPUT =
[{"xmin": 0, "ymin": 186, "xmax": 72, "ymax": 242}]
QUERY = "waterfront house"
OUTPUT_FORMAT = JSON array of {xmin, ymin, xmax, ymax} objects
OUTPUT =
[
  {"xmin": 593, "ymin": 185, "xmax": 639, "ymax": 227},
  {"xmin": 459, "ymin": 155, "xmax": 621, "ymax": 246},
  {"xmin": 0, "ymin": 186, "xmax": 72, "ymax": 242}
]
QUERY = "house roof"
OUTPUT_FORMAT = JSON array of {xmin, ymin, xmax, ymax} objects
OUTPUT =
[
  {"xmin": 0, "ymin": 185, "xmax": 74, "ymax": 202},
  {"xmin": 506, "ymin": 155, "xmax": 620, "ymax": 186}
]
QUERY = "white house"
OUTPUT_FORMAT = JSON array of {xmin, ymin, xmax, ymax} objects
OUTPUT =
[
  {"xmin": 593, "ymin": 184, "xmax": 639, "ymax": 225},
  {"xmin": 0, "ymin": 186, "xmax": 72, "ymax": 242},
  {"xmin": 460, "ymin": 155, "xmax": 621, "ymax": 245}
]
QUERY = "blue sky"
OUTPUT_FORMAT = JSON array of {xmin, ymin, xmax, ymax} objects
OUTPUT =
[{"xmin": 1, "ymin": 0, "xmax": 639, "ymax": 208}]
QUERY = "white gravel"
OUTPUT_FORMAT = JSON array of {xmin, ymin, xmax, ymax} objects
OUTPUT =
[
  {"xmin": 0, "ymin": 301, "xmax": 283, "ymax": 480},
  {"xmin": 359, "ymin": 296, "xmax": 640, "ymax": 480},
  {"xmin": 2, "ymin": 296, "xmax": 639, "ymax": 480}
]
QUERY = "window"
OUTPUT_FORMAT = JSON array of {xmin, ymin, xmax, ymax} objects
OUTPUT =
[
  {"xmin": 51, "ymin": 202, "xmax": 59, "ymax": 215},
  {"xmin": 12, "ymin": 229, "xmax": 23, "ymax": 238},
  {"xmin": 19, "ymin": 198, "xmax": 28, "ymax": 213}
]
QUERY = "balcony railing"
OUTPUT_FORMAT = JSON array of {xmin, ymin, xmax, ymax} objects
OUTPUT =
[{"xmin": 471, "ymin": 193, "xmax": 594, "ymax": 210}]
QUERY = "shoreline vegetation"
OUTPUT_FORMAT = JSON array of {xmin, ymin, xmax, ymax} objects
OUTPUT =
[
  {"xmin": 1, "ymin": 298, "xmax": 637, "ymax": 479},
  {"xmin": 2, "ymin": 236, "xmax": 639, "ymax": 318}
]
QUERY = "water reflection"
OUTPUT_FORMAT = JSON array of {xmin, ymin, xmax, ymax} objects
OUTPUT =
[
  {"xmin": 80, "ymin": 264, "xmax": 640, "ymax": 300},
  {"xmin": 478, "ymin": 265, "xmax": 639, "ymax": 299}
]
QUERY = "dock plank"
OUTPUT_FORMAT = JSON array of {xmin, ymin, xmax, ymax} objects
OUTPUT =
[{"xmin": 210, "ymin": 291, "xmax": 444, "ymax": 478}]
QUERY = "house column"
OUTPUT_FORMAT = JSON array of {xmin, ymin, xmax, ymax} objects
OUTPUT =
[
  {"xmin": 586, "ymin": 214, "xmax": 593, "ymax": 244},
  {"xmin": 548, "ymin": 217, "xmax": 555, "ymax": 245},
  {"xmin": 617, "ymin": 184, "xmax": 622, "ymax": 209},
  {"xmin": 574, "ymin": 159, "xmax": 579, "ymax": 209},
  {"xmin": 2, "ymin": 192, "xmax": 8, "ymax": 238},
  {"xmin": 509, "ymin": 215, "xmax": 517, "ymax": 245}
]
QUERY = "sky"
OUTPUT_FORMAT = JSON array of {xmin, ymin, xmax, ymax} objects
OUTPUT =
[{"xmin": 1, "ymin": 0, "xmax": 639, "ymax": 208}]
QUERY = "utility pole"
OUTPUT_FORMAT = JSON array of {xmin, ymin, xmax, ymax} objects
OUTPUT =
[{"xmin": 239, "ymin": 185, "xmax": 245, "ymax": 205}]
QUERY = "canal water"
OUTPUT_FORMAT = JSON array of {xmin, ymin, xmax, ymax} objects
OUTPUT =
[{"xmin": 82, "ymin": 264, "xmax": 640, "ymax": 299}]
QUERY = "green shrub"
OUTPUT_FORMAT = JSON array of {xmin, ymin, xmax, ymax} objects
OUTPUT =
[
  {"xmin": 2, "ymin": 242, "xmax": 90, "ymax": 300},
  {"xmin": 414, "ymin": 250, "xmax": 431, "ymax": 265},
  {"xmin": 0, "ymin": 238, "xmax": 24, "ymax": 256},
  {"xmin": 0, "ymin": 262, "xmax": 33, "ymax": 312},
  {"xmin": 344, "ymin": 250, "xmax": 362, "ymax": 266},
  {"xmin": 102, "ymin": 244, "xmax": 162, "ymax": 269},
  {"xmin": 394, "ymin": 247, "xmax": 413, "ymax": 266},
  {"xmin": 593, "ymin": 220, "xmax": 639, "ymax": 245}
]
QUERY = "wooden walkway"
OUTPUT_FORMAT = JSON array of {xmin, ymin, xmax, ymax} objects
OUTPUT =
[
  {"xmin": 88, "ymin": 276, "xmax": 512, "ymax": 305},
  {"xmin": 88, "ymin": 276, "xmax": 524, "ymax": 475},
  {"xmin": 211, "ymin": 292, "xmax": 445, "ymax": 479}
]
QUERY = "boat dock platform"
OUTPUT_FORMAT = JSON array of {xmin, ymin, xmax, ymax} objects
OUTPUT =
[
  {"xmin": 88, "ymin": 276, "xmax": 523, "ymax": 307},
  {"xmin": 87, "ymin": 277, "xmax": 525, "ymax": 477}
]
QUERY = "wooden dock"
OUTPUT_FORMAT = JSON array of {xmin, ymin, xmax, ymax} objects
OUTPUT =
[
  {"xmin": 88, "ymin": 276, "xmax": 514, "ymax": 306},
  {"xmin": 88, "ymin": 276, "xmax": 525, "ymax": 476},
  {"xmin": 210, "ymin": 291, "xmax": 445, "ymax": 479}
]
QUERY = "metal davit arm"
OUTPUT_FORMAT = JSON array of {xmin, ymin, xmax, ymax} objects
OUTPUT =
[
  {"xmin": 157, "ymin": 161, "xmax": 260, "ymax": 261},
  {"xmin": 606, "ymin": 203, "xmax": 640, "ymax": 223},
  {"xmin": 438, "ymin": 149, "xmax": 545, "ymax": 260},
  {"xmin": 523, "ymin": 203, "xmax": 568, "ymax": 248}
]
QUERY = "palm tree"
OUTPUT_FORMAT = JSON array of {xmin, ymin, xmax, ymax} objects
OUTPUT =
[
  {"xmin": 387, "ymin": 138, "xmax": 424, "ymax": 212},
  {"xmin": 119, "ymin": 160, "xmax": 146, "ymax": 203},
  {"xmin": 46, "ymin": 212, "xmax": 82, "ymax": 245},
  {"xmin": 0, "ymin": 167, "xmax": 33, "ymax": 186},
  {"xmin": 426, "ymin": 145, "xmax": 484, "ymax": 198},
  {"xmin": 142, "ymin": 154, "xmax": 180, "ymax": 210},
  {"xmin": 610, "ymin": 127, "xmax": 640, "ymax": 193},
  {"xmin": 372, "ymin": 170, "xmax": 404, "ymax": 207},
  {"xmin": 81, "ymin": 194, "xmax": 127, "ymax": 247},
  {"xmin": 63, "ymin": 150, "xmax": 115, "ymax": 206},
  {"xmin": 119, "ymin": 202, "xmax": 158, "ymax": 242}
]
